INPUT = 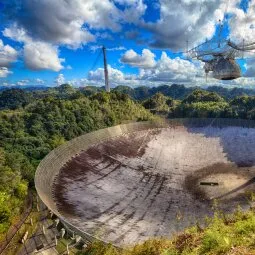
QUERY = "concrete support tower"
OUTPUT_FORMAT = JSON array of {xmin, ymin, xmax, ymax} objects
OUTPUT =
[{"xmin": 102, "ymin": 46, "xmax": 110, "ymax": 92}]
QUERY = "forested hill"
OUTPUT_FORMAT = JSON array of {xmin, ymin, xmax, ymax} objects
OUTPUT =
[
  {"xmin": 1, "ymin": 84, "xmax": 255, "ymax": 102},
  {"xmin": 142, "ymin": 89, "xmax": 255, "ymax": 119},
  {"xmin": 1, "ymin": 84, "xmax": 255, "ymax": 237},
  {"xmin": 113, "ymin": 84, "xmax": 255, "ymax": 101},
  {"xmin": 0, "ymin": 88, "xmax": 152, "ymax": 234}
]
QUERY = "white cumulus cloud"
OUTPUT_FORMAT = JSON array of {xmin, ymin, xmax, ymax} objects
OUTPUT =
[
  {"xmin": 121, "ymin": 49, "xmax": 156, "ymax": 69},
  {"xmin": 120, "ymin": 49, "xmax": 203, "ymax": 83},
  {"xmin": 24, "ymin": 41, "xmax": 64, "ymax": 71},
  {"xmin": 2, "ymin": 0, "xmax": 147, "ymax": 72},
  {"xmin": 143, "ymin": 0, "xmax": 227, "ymax": 50},
  {"xmin": 244, "ymin": 58, "xmax": 255, "ymax": 77},
  {"xmin": 88, "ymin": 65, "xmax": 125, "ymax": 82},
  {"xmin": 228, "ymin": 0, "xmax": 255, "ymax": 44},
  {"xmin": 0, "ymin": 67, "xmax": 13, "ymax": 78},
  {"xmin": 4, "ymin": 26, "xmax": 64, "ymax": 72},
  {"xmin": 16, "ymin": 79, "xmax": 30, "ymax": 86},
  {"xmin": 139, "ymin": 52, "xmax": 203, "ymax": 82},
  {"xmin": 55, "ymin": 74, "xmax": 65, "ymax": 86},
  {"xmin": 0, "ymin": 39, "xmax": 18, "ymax": 67},
  {"xmin": 35, "ymin": 78, "xmax": 45, "ymax": 84},
  {"xmin": 3, "ymin": 0, "xmax": 147, "ymax": 49}
]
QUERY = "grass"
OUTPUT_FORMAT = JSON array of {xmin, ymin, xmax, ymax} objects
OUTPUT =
[
  {"xmin": 56, "ymin": 238, "xmax": 70, "ymax": 254},
  {"xmin": 56, "ymin": 237, "xmax": 80, "ymax": 254},
  {"xmin": 78, "ymin": 205, "xmax": 255, "ymax": 255}
]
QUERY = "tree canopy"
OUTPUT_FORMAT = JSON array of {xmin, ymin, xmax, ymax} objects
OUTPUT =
[
  {"xmin": 0, "ymin": 86, "xmax": 255, "ymax": 235},
  {"xmin": 0, "ymin": 89, "xmax": 153, "ymax": 233}
]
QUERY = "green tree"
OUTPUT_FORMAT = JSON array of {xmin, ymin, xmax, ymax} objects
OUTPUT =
[
  {"xmin": 183, "ymin": 89, "xmax": 225, "ymax": 104},
  {"xmin": 0, "ymin": 89, "xmax": 31, "ymax": 110},
  {"xmin": 143, "ymin": 93, "xmax": 173, "ymax": 114}
]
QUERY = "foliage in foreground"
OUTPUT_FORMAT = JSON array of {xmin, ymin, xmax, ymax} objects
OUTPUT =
[
  {"xmin": 0, "ymin": 149, "xmax": 28, "ymax": 234},
  {"xmin": 78, "ymin": 206, "xmax": 255, "ymax": 255}
]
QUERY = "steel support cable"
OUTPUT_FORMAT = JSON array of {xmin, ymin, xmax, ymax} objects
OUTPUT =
[
  {"xmin": 87, "ymin": 49, "xmax": 102, "ymax": 75},
  {"xmin": 228, "ymin": 41, "xmax": 255, "ymax": 51},
  {"xmin": 187, "ymin": 0, "xmax": 231, "ymax": 58}
]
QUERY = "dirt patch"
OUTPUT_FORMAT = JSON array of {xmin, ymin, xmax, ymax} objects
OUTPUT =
[
  {"xmin": 53, "ymin": 130, "xmax": 159, "ymax": 217},
  {"xmin": 185, "ymin": 163, "xmax": 255, "ymax": 203}
]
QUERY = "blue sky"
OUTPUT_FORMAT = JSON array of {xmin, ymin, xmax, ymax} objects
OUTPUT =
[{"xmin": 0, "ymin": 0, "xmax": 255, "ymax": 88}]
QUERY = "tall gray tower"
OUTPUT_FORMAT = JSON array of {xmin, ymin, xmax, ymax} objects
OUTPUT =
[{"xmin": 102, "ymin": 46, "xmax": 110, "ymax": 92}]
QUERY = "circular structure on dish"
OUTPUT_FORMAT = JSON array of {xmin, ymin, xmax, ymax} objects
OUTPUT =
[{"xmin": 36, "ymin": 120, "xmax": 255, "ymax": 246}]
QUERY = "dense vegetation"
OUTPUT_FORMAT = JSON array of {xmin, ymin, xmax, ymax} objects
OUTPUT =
[
  {"xmin": 1, "ymin": 84, "xmax": 255, "ymax": 252},
  {"xmin": 1, "ymin": 83, "xmax": 255, "ymax": 102},
  {"xmin": 85, "ymin": 84, "xmax": 255, "ymax": 101},
  {"xmin": 0, "ymin": 86, "xmax": 152, "ymax": 233},
  {"xmin": 142, "ymin": 89, "xmax": 255, "ymax": 120}
]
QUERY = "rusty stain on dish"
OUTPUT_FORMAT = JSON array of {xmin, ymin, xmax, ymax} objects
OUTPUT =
[{"xmin": 53, "ymin": 126, "xmax": 255, "ymax": 246}]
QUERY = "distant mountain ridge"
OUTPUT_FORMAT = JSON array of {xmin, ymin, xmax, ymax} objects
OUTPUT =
[
  {"xmin": 0, "ymin": 85, "xmax": 50, "ymax": 91},
  {"xmin": 112, "ymin": 84, "xmax": 255, "ymax": 101},
  {"xmin": 1, "ymin": 84, "xmax": 255, "ymax": 100}
]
